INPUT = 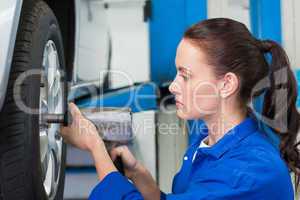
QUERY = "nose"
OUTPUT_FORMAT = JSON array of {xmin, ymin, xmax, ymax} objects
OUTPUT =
[{"xmin": 169, "ymin": 80, "xmax": 180, "ymax": 95}]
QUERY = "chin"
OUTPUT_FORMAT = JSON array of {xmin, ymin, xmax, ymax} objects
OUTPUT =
[{"xmin": 176, "ymin": 110, "xmax": 195, "ymax": 120}]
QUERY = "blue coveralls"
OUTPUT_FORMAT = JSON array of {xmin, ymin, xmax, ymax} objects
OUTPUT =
[{"xmin": 89, "ymin": 117, "xmax": 294, "ymax": 200}]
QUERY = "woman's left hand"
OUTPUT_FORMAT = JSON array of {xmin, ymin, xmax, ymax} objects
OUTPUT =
[{"xmin": 60, "ymin": 103, "xmax": 104, "ymax": 152}]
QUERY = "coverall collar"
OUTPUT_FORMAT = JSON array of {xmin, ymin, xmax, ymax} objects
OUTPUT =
[{"xmin": 196, "ymin": 116, "xmax": 258, "ymax": 160}]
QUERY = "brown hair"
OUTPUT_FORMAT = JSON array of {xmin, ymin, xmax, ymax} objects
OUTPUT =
[{"xmin": 184, "ymin": 18, "xmax": 300, "ymax": 191}]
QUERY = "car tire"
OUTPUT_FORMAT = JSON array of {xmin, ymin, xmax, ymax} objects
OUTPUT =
[{"xmin": 0, "ymin": 1, "xmax": 67, "ymax": 199}]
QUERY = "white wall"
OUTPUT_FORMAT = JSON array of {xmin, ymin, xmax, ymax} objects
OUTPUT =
[
  {"xmin": 207, "ymin": 0, "xmax": 251, "ymax": 30},
  {"xmin": 281, "ymin": 0, "xmax": 300, "ymax": 69},
  {"xmin": 157, "ymin": 105, "xmax": 188, "ymax": 193},
  {"xmin": 131, "ymin": 110, "xmax": 157, "ymax": 179},
  {"xmin": 105, "ymin": 0, "xmax": 150, "ymax": 89},
  {"xmin": 74, "ymin": 0, "xmax": 110, "ymax": 84},
  {"xmin": 73, "ymin": 0, "xmax": 150, "ymax": 88}
]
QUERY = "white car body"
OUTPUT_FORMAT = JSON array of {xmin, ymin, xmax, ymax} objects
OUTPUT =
[{"xmin": 0, "ymin": 0, "xmax": 23, "ymax": 110}]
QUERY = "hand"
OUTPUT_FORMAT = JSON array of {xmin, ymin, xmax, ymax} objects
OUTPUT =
[
  {"xmin": 60, "ymin": 103, "xmax": 104, "ymax": 152},
  {"xmin": 60, "ymin": 103, "xmax": 117, "ymax": 181},
  {"xmin": 110, "ymin": 145, "xmax": 142, "ymax": 179},
  {"xmin": 111, "ymin": 146, "xmax": 160, "ymax": 200}
]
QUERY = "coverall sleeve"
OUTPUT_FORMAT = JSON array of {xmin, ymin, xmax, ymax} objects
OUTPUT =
[
  {"xmin": 89, "ymin": 162, "xmax": 290, "ymax": 200},
  {"xmin": 89, "ymin": 171, "xmax": 167, "ymax": 200},
  {"xmin": 88, "ymin": 171, "xmax": 246, "ymax": 200},
  {"xmin": 88, "ymin": 172, "xmax": 206, "ymax": 200}
]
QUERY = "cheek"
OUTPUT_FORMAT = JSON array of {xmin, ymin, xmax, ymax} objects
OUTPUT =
[
  {"xmin": 192, "ymin": 81, "xmax": 220, "ymax": 114},
  {"xmin": 176, "ymin": 81, "xmax": 220, "ymax": 120}
]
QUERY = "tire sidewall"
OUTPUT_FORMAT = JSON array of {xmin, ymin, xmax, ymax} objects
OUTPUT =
[{"xmin": 22, "ymin": 4, "xmax": 66, "ymax": 200}]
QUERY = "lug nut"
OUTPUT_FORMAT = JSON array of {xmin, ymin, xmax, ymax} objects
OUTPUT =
[
  {"xmin": 42, "ymin": 114, "xmax": 64, "ymax": 124},
  {"xmin": 55, "ymin": 131, "xmax": 61, "ymax": 140}
]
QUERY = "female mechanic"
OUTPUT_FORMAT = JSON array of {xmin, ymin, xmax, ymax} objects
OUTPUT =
[{"xmin": 61, "ymin": 18, "xmax": 300, "ymax": 200}]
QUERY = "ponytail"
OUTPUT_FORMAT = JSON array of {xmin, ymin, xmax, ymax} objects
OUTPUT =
[{"xmin": 259, "ymin": 39, "xmax": 300, "ymax": 192}]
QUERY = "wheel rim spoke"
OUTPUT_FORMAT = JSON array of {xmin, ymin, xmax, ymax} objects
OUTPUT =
[
  {"xmin": 39, "ymin": 40, "xmax": 64, "ymax": 199},
  {"xmin": 40, "ymin": 130, "xmax": 49, "ymax": 164}
]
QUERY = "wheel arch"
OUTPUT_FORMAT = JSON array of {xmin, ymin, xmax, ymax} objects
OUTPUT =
[{"xmin": 0, "ymin": 0, "xmax": 75, "ymax": 112}]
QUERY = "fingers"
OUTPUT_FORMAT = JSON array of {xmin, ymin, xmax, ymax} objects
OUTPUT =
[
  {"xmin": 59, "ymin": 126, "xmax": 71, "ymax": 143},
  {"xmin": 110, "ymin": 146, "xmax": 124, "ymax": 161},
  {"xmin": 69, "ymin": 102, "xmax": 82, "ymax": 118},
  {"xmin": 110, "ymin": 145, "xmax": 138, "ymax": 173},
  {"xmin": 60, "ymin": 126, "xmax": 67, "ymax": 133},
  {"xmin": 68, "ymin": 103, "xmax": 85, "ymax": 129}
]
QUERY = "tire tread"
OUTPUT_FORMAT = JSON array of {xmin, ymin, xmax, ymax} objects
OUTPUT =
[{"xmin": 0, "ymin": 1, "xmax": 64, "ymax": 199}]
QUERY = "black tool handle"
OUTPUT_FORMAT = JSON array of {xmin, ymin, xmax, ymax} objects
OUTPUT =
[
  {"xmin": 63, "ymin": 99, "xmax": 75, "ymax": 127},
  {"xmin": 114, "ymin": 156, "xmax": 125, "ymax": 175},
  {"xmin": 63, "ymin": 110, "xmax": 72, "ymax": 126}
]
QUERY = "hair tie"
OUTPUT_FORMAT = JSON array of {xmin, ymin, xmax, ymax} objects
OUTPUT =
[{"xmin": 260, "ymin": 40, "xmax": 273, "ymax": 53}]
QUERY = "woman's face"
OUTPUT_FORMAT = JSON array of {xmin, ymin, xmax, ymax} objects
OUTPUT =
[{"xmin": 169, "ymin": 39, "xmax": 222, "ymax": 120}]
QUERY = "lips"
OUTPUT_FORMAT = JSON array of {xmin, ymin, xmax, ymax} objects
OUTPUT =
[
  {"xmin": 176, "ymin": 100, "xmax": 183, "ymax": 105},
  {"xmin": 175, "ymin": 99, "xmax": 184, "ymax": 106}
]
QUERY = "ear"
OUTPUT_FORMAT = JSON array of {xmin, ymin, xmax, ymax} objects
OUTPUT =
[{"xmin": 218, "ymin": 72, "xmax": 239, "ymax": 98}]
